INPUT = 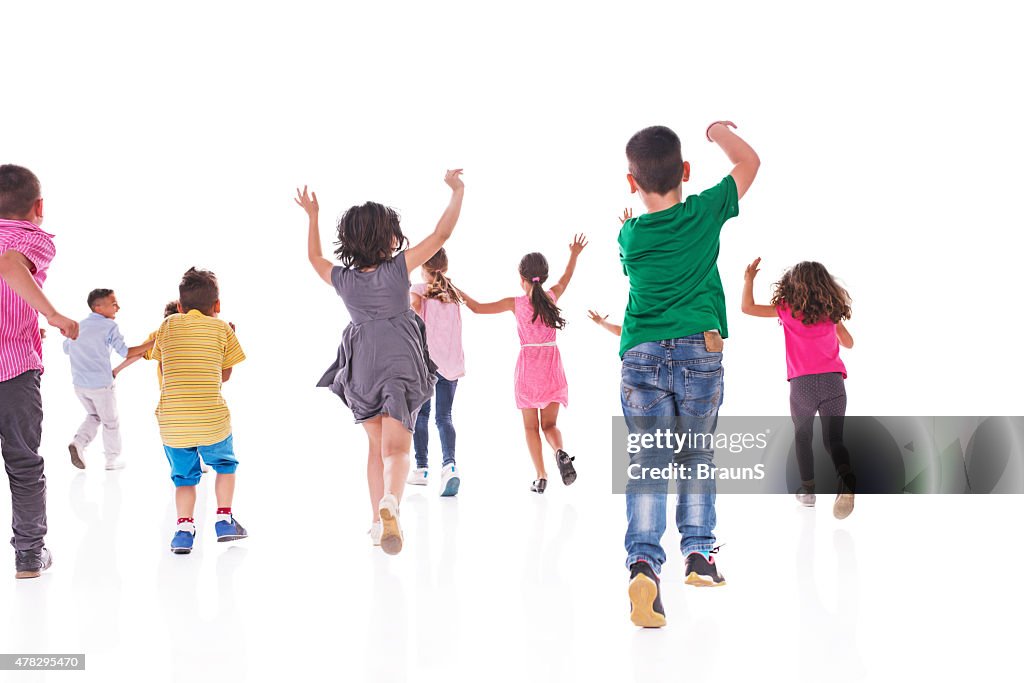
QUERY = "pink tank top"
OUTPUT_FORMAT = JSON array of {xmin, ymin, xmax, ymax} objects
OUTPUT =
[
  {"xmin": 777, "ymin": 303, "xmax": 847, "ymax": 381},
  {"xmin": 411, "ymin": 283, "xmax": 465, "ymax": 379}
]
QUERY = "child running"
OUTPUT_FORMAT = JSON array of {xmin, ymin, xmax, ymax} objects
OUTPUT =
[
  {"xmin": 408, "ymin": 248, "xmax": 465, "ymax": 496},
  {"xmin": 459, "ymin": 235, "xmax": 587, "ymax": 493},
  {"xmin": 297, "ymin": 169, "xmax": 465, "ymax": 555},
  {"xmin": 741, "ymin": 257, "xmax": 856, "ymax": 518},
  {"xmin": 64, "ymin": 288, "xmax": 153, "ymax": 470}
]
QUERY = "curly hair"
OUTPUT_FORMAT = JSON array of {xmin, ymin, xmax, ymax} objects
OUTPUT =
[
  {"xmin": 421, "ymin": 248, "xmax": 463, "ymax": 305},
  {"xmin": 518, "ymin": 252, "xmax": 565, "ymax": 329},
  {"xmin": 335, "ymin": 202, "xmax": 409, "ymax": 270},
  {"xmin": 770, "ymin": 261, "xmax": 851, "ymax": 325}
]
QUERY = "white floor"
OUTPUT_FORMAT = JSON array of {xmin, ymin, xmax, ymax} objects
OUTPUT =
[{"xmin": 2, "ymin": 377, "xmax": 1022, "ymax": 683}]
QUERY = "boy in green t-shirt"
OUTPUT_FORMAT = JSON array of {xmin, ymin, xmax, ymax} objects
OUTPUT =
[{"xmin": 619, "ymin": 122, "xmax": 759, "ymax": 628}]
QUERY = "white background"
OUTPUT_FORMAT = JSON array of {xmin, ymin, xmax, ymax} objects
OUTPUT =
[{"xmin": 1, "ymin": 1, "xmax": 1022, "ymax": 681}]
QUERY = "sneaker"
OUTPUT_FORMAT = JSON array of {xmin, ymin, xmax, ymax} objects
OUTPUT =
[
  {"xmin": 171, "ymin": 523, "xmax": 196, "ymax": 554},
  {"xmin": 555, "ymin": 449, "xmax": 577, "ymax": 486},
  {"xmin": 368, "ymin": 521, "xmax": 382, "ymax": 546},
  {"xmin": 683, "ymin": 550, "xmax": 726, "ymax": 587},
  {"xmin": 439, "ymin": 464, "xmax": 460, "ymax": 497},
  {"xmin": 215, "ymin": 515, "xmax": 248, "ymax": 542},
  {"xmin": 407, "ymin": 467, "xmax": 429, "ymax": 486},
  {"xmin": 795, "ymin": 485, "xmax": 816, "ymax": 507},
  {"xmin": 105, "ymin": 458, "xmax": 126, "ymax": 471},
  {"xmin": 834, "ymin": 472, "xmax": 856, "ymax": 520},
  {"xmin": 14, "ymin": 548, "xmax": 53, "ymax": 579},
  {"xmin": 68, "ymin": 443, "xmax": 85, "ymax": 469},
  {"xmin": 378, "ymin": 493, "xmax": 403, "ymax": 555},
  {"xmin": 628, "ymin": 561, "xmax": 666, "ymax": 628},
  {"xmin": 530, "ymin": 478, "xmax": 547, "ymax": 494}
]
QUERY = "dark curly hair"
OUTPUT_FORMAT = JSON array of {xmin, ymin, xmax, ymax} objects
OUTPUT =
[
  {"xmin": 335, "ymin": 202, "xmax": 409, "ymax": 270},
  {"xmin": 163, "ymin": 300, "xmax": 180, "ymax": 317},
  {"xmin": 770, "ymin": 261, "xmax": 851, "ymax": 325},
  {"xmin": 421, "ymin": 248, "xmax": 463, "ymax": 305},
  {"xmin": 518, "ymin": 252, "xmax": 565, "ymax": 329}
]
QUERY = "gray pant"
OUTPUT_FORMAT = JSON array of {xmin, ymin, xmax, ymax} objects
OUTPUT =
[
  {"xmin": 0, "ymin": 370, "xmax": 47, "ymax": 552},
  {"xmin": 73, "ymin": 384, "xmax": 121, "ymax": 461}
]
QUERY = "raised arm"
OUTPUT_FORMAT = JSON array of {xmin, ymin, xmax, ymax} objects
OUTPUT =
[
  {"xmin": 0, "ymin": 249, "xmax": 78, "ymax": 339},
  {"xmin": 740, "ymin": 257, "xmax": 778, "ymax": 318},
  {"xmin": 587, "ymin": 310, "xmax": 622, "ymax": 336},
  {"xmin": 405, "ymin": 169, "xmax": 465, "ymax": 272},
  {"xmin": 459, "ymin": 289, "xmax": 514, "ymax": 315},
  {"xmin": 706, "ymin": 121, "xmax": 760, "ymax": 200},
  {"xmin": 295, "ymin": 186, "xmax": 333, "ymax": 286},
  {"xmin": 836, "ymin": 321, "xmax": 854, "ymax": 349},
  {"xmin": 549, "ymin": 234, "xmax": 588, "ymax": 299}
]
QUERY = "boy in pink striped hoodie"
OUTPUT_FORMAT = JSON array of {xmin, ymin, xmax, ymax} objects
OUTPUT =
[{"xmin": 0, "ymin": 164, "xmax": 79, "ymax": 579}]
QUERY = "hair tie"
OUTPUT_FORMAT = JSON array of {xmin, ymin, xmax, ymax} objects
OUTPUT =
[{"xmin": 531, "ymin": 277, "xmax": 540, "ymax": 282}]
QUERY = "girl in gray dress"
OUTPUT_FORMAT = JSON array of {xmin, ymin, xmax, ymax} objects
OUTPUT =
[{"xmin": 295, "ymin": 170, "xmax": 465, "ymax": 555}]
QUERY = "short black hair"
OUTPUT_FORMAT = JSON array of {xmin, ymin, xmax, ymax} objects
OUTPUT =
[
  {"xmin": 163, "ymin": 300, "xmax": 180, "ymax": 317},
  {"xmin": 625, "ymin": 126, "xmax": 684, "ymax": 195},
  {"xmin": 87, "ymin": 288, "xmax": 114, "ymax": 310},
  {"xmin": 178, "ymin": 267, "xmax": 219, "ymax": 314},
  {"xmin": 0, "ymin": 165, "xmax": 41, "ymax": 218},
  {"xmin": 335, "ymin": 202, "xmax": 409, "ymax": 270}
]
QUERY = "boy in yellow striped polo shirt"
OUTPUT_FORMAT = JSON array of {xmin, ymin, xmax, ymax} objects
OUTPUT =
[{"xmin": 152, "ymin": 267, "xmax": 247, "ymax": 554}]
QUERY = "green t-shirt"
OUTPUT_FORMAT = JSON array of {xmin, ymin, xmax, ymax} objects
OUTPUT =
[{"xmin": 617, "ymin": 175, "xmax": 739, "ymax": 357}]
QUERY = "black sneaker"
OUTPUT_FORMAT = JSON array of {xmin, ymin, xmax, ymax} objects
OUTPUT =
[
  {"xmin": 530, "ymin": 478, "xmax": 547, "ymax": 493},
  {"xmin": 15, "ymin": 548, "xmax": 53, "ymax": 580},
  {"xmin": 683, "ymin": 549, "xmax": 726, "ymax": 587},
  {"xmin": 834, "ymin": 472, "xmax": 856, "ymax": 520},
  {"xmin": 555, "ymin": 450, "xmax": 576, "ymax": 486},
  {"xmin": 628, "ymin": 561, "xmax": 666, "ymax": 628}
]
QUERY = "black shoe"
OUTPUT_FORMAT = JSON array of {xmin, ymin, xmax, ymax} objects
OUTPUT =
[
  {"xmin": 555, "ymin": 450, "xmax": 576, "ymax": 486},
  {"xmin": 530, "ymin": 478, "xmax": 547, "ymax": 493},
  {"xmin": 628, "ymin": 561, "xmax": 666, "ymax": 628},
  {"xmin": 834, "ymin": 472, "xmax": 856, "ymax": 520},
  {"xmin": 15, "ymin": 548, "xmax": 53, "ymax": 579},
  {"xmin": 684, "ymin": 549, "xmax": 726, "ymax": 587}
]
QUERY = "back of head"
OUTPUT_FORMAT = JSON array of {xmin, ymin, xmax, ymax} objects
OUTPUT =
[
  {"xmin": 178, "ymin": 267, "xmax": 219, "ymax": 315},
  {"xmin": 335, "ymin": 201, "xmax": 409, "ymax": 270},
  {"xmin": 518, "ymin": 252, "xmax": 565, "ymax": 329},
  {"xmin": 0, "ymin": 164, "xmax": 41, "ymax": 219},
  {"xmin": 770, "ymin": 261, "xmax": 852, "ymax": 325},
  {"xmin": 87, "ymin": 288, "xmax": 114, "ymax": 311},
  {"xmin": 626, "ymin": 126, "xmax": 684, "ymax": 195},
  {"xmin": 163, "ymin": 300, "xmax": 181, "ymax": 318},
  {"xmin": 423, "ymin": 248, "xmax": 463, "ymax": 305}
]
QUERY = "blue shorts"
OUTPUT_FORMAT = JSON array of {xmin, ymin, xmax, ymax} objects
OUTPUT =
[{"xmin": 163, "ymin": 434, "xmax": 238, "ymax": 487}]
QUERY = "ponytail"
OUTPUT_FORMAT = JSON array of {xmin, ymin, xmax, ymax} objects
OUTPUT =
[
  {"xmin": 519, "ymin": 252, "xmax": 566, "ymax": 329},
  {"xmin": 422, "ymin": 248, "xmax": 464, "ymax": 305}
]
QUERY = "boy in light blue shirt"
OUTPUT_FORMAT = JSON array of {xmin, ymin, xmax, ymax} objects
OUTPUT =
[{"xmin": 63, "ymin": 289, "xmax": 152, "ymax": 470}]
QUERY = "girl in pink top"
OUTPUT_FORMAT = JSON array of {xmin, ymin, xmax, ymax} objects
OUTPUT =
[
  {"xmin": 741, "ymin": 258, "xmax": 856, "ymax": 519},
  {"xmin": 408, "ymin": 248, "xmax": 465, "ymax": 496},
  {"xmin": 460, "ymin": 234, "xmax": 587, "ymax": 493}
]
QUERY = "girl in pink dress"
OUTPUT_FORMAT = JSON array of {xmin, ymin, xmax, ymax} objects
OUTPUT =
[{"xmin": 460, "ymin": 234, "xmax": 587, "ymax": 493}]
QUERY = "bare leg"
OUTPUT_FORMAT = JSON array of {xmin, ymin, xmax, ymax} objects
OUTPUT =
[
  {"xmin": 175, "ymin": 486, "xmax": 197, "ymax": 519},
  {"xmin": 214, "ymin": 473, "xmax": 235, "ymax": 509},
  {"xmin": 540, "ymin": 402, "xmax": 563, "ymax": 452},
  {"xmin": 521, "ymin": 409, "xmax": 546, "ymax": 479},
  {"xmin": 363, "ymin": 417, "xmax": 384, "ymax": 522},
  {"xmin": 381, "ymin": 415, "xmax": 412, "ymax": 502}
]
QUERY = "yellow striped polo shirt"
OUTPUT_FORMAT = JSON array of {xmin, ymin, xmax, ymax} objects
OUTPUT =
[{"xmin": 152, "ymin": 310, "xmax": 246, "ymax": 448}]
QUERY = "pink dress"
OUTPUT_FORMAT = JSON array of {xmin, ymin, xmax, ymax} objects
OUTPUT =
[{"xmin": 514, "ymin": 293, "xmax": 568, "ymax": 409}]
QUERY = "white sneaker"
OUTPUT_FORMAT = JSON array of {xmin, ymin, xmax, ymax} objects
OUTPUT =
[
  {"xmin": 407, "ymin": 467, "xmax": 429, "ymax": 486},
  {"xmin": 105, "ymin": 458, "xmax": 126, "ymax": 471},
  {"xmin": 439, "ymin": 464, "xmax": 460, "ymax": 497},
  {"xmin": 378, "ymin": 493, "xmax": 403, "ymax": 555},
  {"xmin": 368, "ymin": 521, "xmax": 382, "ymax": 546}
]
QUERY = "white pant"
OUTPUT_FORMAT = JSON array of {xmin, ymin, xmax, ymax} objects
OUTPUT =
[{"xmin": 73, "ymin": 385, "xmax": 121, "ymax": 461}]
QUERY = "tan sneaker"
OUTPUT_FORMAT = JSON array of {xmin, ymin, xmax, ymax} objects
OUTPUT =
[{"xmin": 378, "ymin": 494, "xmax": 403, "ymax": 555}]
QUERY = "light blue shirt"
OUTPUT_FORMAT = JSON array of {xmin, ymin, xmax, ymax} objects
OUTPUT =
[{"xmin": 62, "ymin": 313, "xmax": 129, "ymax": 388}]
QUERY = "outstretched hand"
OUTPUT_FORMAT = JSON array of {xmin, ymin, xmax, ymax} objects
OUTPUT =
[
  {"xmin": 444, "ymin": 169, "xmax": 465, "ymax": 192},
  {"xmin": 706, "ymin": 120, "xmax": 738, "ymax": 142},
  {"xmin": 744, "ymin": 257, "xmax": 762, "ymax": 281},
  {"xmin": 569, "ymin": 233, "xmax": 589, "ymax": 256},
  {"xmin": 294, "ymin": 186, "xmax": 319, "ymax": 217},
  {"xmin": 618, "ymin": 208, "xmax": 633, "ymax": 225},
  {"xmin": 587, "ymin": 310, "xmax": 609, "ymax": 325}
]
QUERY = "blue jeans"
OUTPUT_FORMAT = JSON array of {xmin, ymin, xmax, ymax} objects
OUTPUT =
[
  {"xmin": 622, "ymin": 335, "xmax": 724, "ymax": 573},
  {"xmin": 414, "ymin": 373, "xmax": 458, "ymax": 468}
]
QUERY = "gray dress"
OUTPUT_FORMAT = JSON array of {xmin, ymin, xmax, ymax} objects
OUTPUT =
[{"xmin": 317, "ymin": 252, "xmax": 437, "ymax": 431}]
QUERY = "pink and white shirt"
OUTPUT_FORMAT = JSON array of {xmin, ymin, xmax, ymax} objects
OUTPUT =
[{"xmin": 0, "ymin": 219, "xmax": 56, "ymax": 382}]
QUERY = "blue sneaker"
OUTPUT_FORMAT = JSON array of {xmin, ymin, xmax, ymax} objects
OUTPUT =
[
  {"xmin": 215, "ymin": 515, "xmax": 248, "ymax": 542},
  {"xmin": 439, "ymin": 464, "xmax": 460, "ymax": 497},
  {"xmin": 171, "ymin": 525, "xmax": 195, "ymax": 555}
]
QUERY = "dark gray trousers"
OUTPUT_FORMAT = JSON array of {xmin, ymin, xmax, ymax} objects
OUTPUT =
[{"xmin": 0, "ymin": 370, "xmax": 47, "ymax": 551}]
